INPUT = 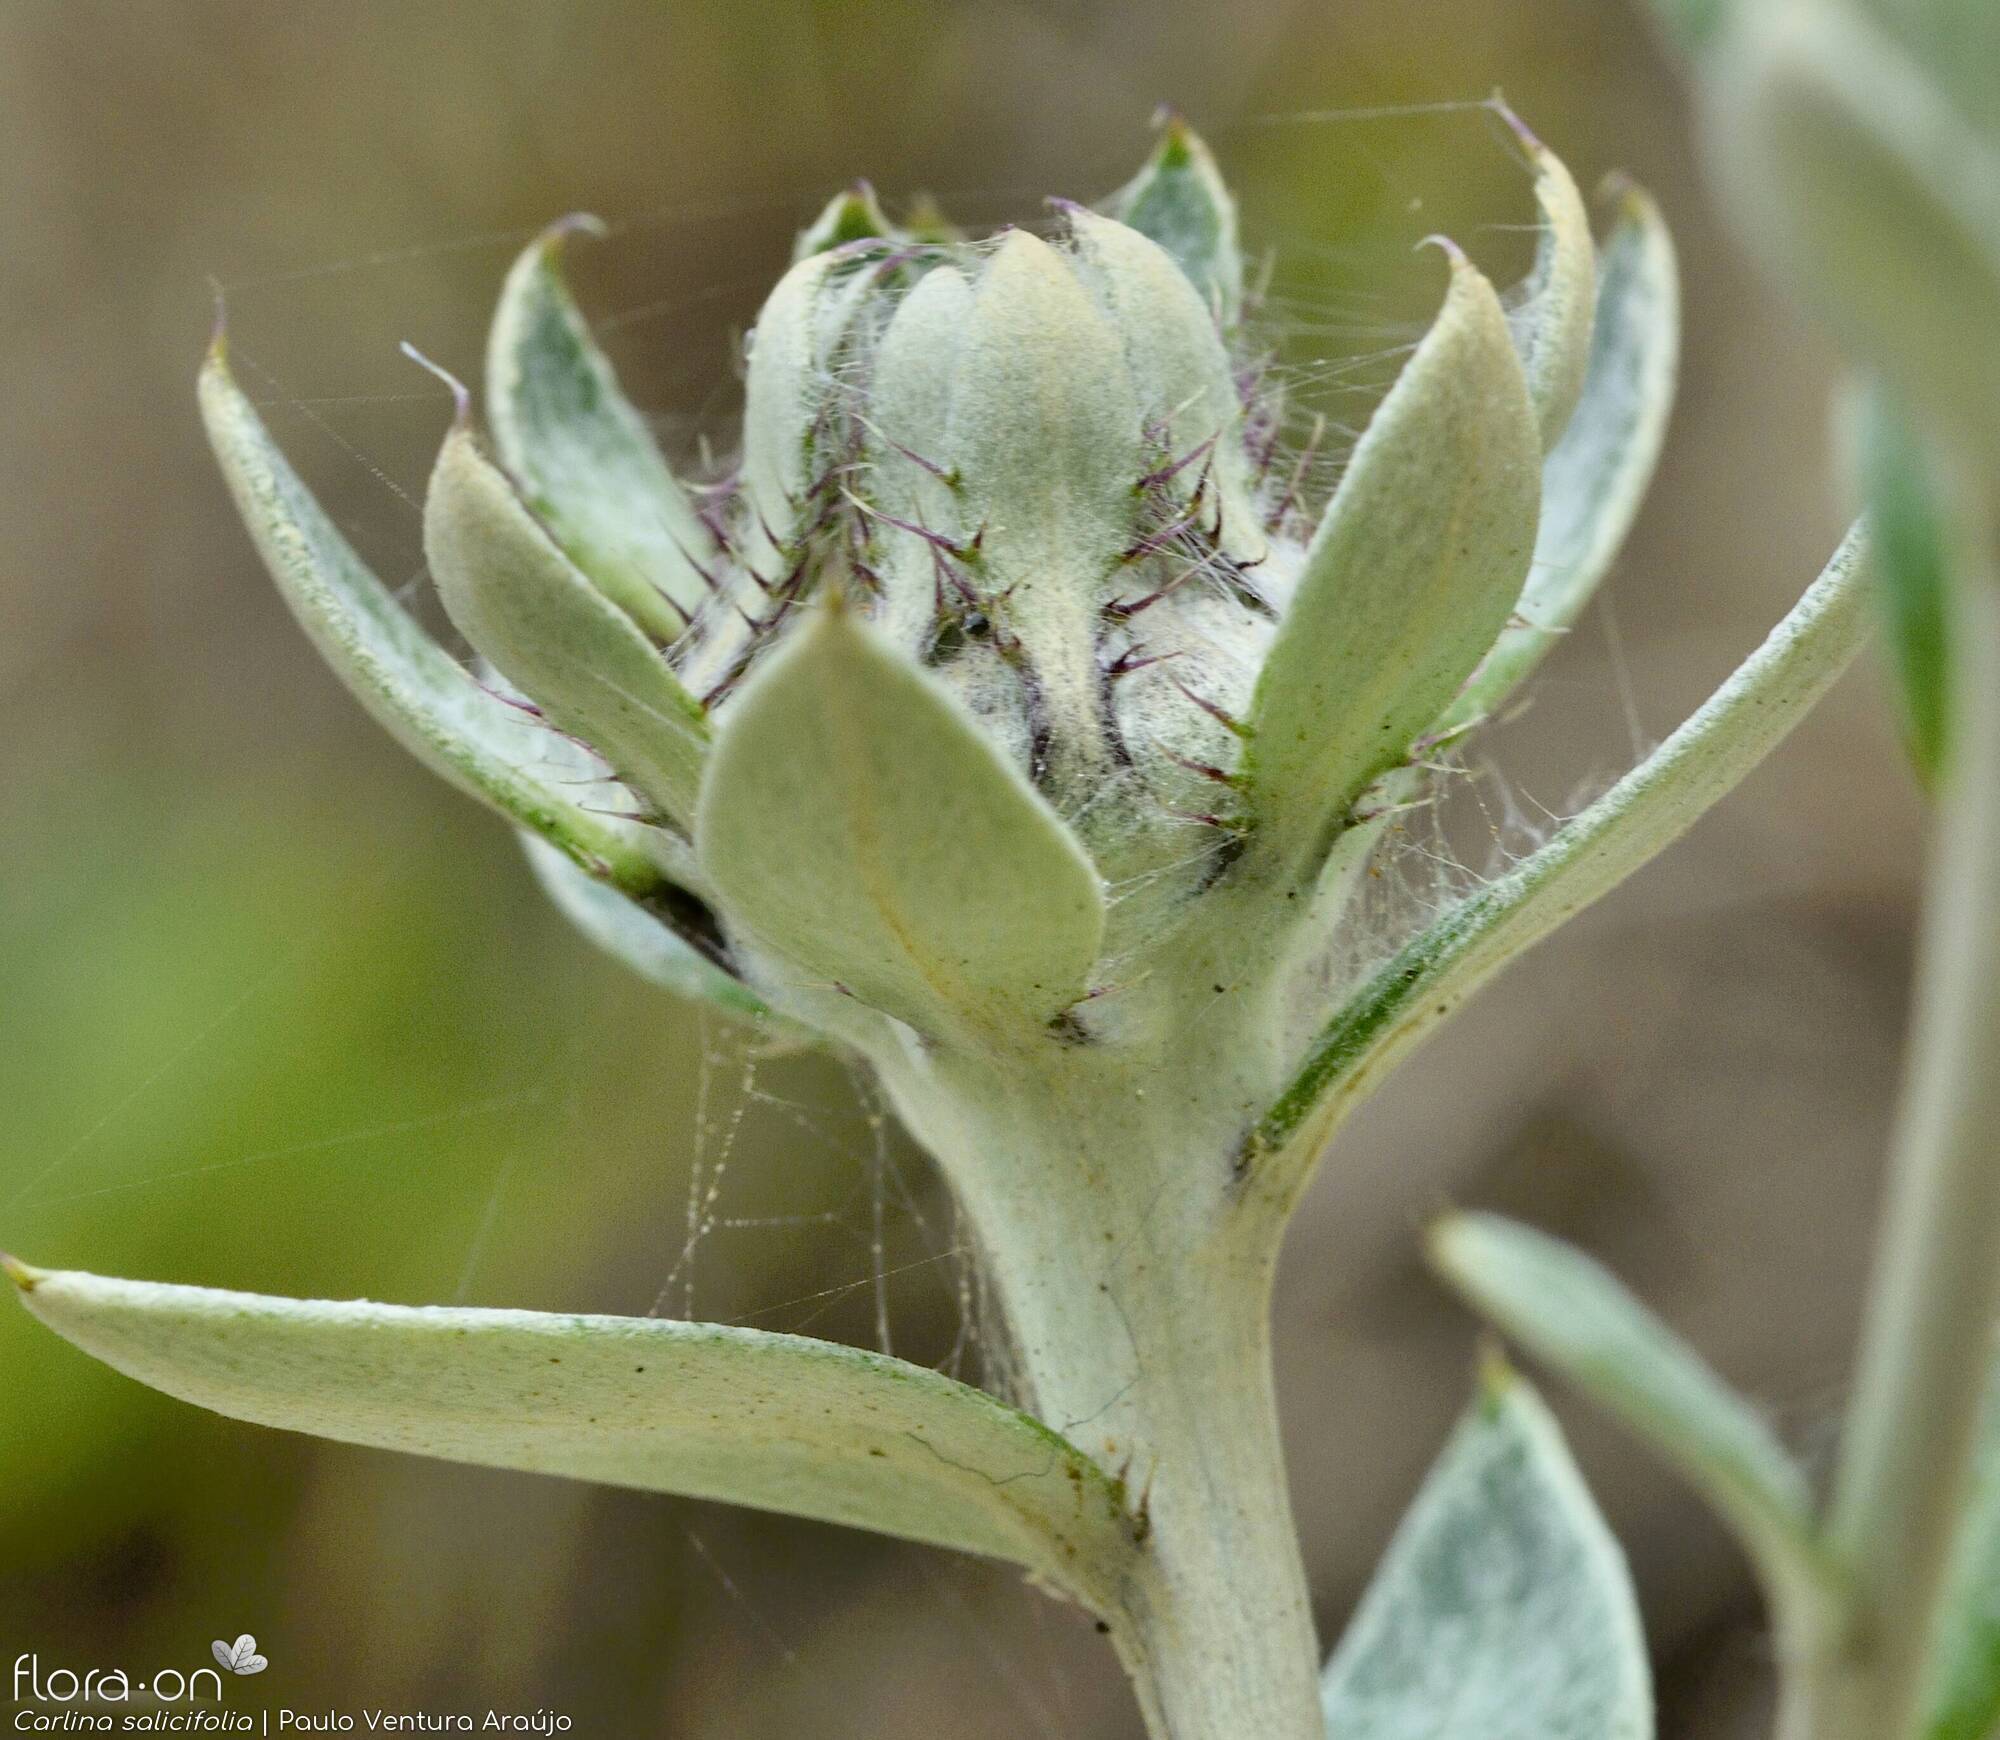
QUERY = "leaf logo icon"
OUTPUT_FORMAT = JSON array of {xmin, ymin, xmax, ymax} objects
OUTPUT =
[{"xmin": 211, "ymin": 1634, "xmax": 268, "ymax": 1675}]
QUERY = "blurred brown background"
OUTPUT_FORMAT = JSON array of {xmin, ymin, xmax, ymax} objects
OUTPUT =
[{"xmin": 0, "ymin": 1, "xmax": 1918, "ymax": 1734}]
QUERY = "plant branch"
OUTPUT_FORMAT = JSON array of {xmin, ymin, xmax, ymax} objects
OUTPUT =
[
  {"xmin": 1797, "ymin": 557, "xmax": 2000, "ymax": 1740},
  {"xmin": 1241, "ymin": 520, "xmax": 1874, "ymax": 1216}
]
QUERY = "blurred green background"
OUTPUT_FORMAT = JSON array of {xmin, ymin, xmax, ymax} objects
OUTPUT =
[{"xmin": 0, "ymin": 1, "xmax": 1919, "ymax": 1734}]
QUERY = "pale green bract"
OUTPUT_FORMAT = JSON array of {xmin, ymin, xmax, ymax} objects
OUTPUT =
[
  {"xmin": 425, "ymin": 423, "xmax": 711, "ymax": 831},
  {"xmin": 1245, "ymin": 246, "xmax": 1540, "ymax": 881},
  {"xmin": 696, "ymin": 601, "xmax": 1105, "ymax": 1038},
  {"xmin": 1320, "ymin": 1363, "xmax": 1652, "ymax": 1740},
  {"xmin": 486, "ymin": 217, "xmax": 720, "ymax": 640},
  {"xmin": 16, "ymin": 114, "xmax": 1888, "ymax": 1740},
  {"xmin": 1441, "ymin": 182, "xmax": 1680, "ymax": 737}
]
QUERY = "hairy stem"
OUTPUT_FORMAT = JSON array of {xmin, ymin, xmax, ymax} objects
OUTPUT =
[
  {"xmin": 878, "ymin": 1028, "xmax": 1324, "ymax": 1740},
  {"xmin": 1786, "ymin": 565, "xmax": 2000, "ymax": 1740}
]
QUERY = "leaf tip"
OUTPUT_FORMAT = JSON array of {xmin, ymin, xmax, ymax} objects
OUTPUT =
[
  {"xmin": 2, "ymin": 1253, "xmax": 45, "ymax": 1294},
  {"xmin": 1148, "ymin": 104, "xmax": 1198, "ymax": 168},
  {"xmin": 1414, "ymin": 231, "xmax": 1472, "ymax": 275},
  {"xmin": 1597, "ymin": 170, "xmax": 1663, "ymax": 232},
  {"xmin": 205, "ymin": 280, "xmax": 231, "ymax": 367},
  {"xmin": 540, "ymin": 211, "xmax": 609, "ymax": 262},
  {"xmin": 1427, "ymin": 1210, "xmax": 1511, "ymax": 1299},
  {"xmin": 1491, "ymin": 91, "xmax": 1547, "ymax": 157},
  {"xmin": 1474, "ymin": 1337, "xmax": 1521, "ymax": 1407},
  {"xmin": 400, "ymin": 341, "xmax": 473, "ymax": 428}
]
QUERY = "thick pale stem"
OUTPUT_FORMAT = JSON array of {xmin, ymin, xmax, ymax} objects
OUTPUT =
[
  {"xmin": 878, "ymin": 1031, "xmax": 1324, "ymax": 1740},
  {"xmin": 1789, "ymin": 570, "xmax": 2000, "ymax": 1740}
]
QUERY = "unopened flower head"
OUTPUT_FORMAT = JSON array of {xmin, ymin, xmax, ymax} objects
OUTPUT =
[{"xmin": 203, "ymin": 114, "xmax": 1617, "ymax": 1057}]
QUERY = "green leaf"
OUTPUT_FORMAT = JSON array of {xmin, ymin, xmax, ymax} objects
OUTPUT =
[
  {"xmin": 198, "ymin": 343, "xmax": 667, "ymax": 898},
  {"xmin": 485, "ymin": 220, "xmax": 719, "ymax": 641},
  {"xmin": 1246, "ymin": 523, "xmax": 1872, "ymax": 1200},
  {"xmin": 1321, "ymin": 1360, "xmax": 1653, "ymax": 1740},
  {"xmin": 424, "ymin": 425, "xmax": 710, "ymax": 831},
  {"xmin": 1098, "ymin": 113, "xmax": 1244, "ymax": 323},
  {"xmin": 792, "ymin": 181, "xmax": 895, "ymax": 260},
  {"xmin": 1503, "ymin": 126, "xmax": 1599, "ymax": 450},
  {"xmin": 696, "ymin": 604, "xmax": 1104, "ymax": 1037},
  {"xmin": 6, "ymin": 1263, "xmax": 1135, "ymax": 1605},
  {"xmin": 1921, "ymin": 1360, "xmax": 2000, "ymax": 1740},
  {"xmin": 1430, "ymin": 1214, "xmax": 1844, "ymax": 1630},
  {"xmin": 518, "ymin": 833, "xmax": 793, "ymax": 1033},
  {"xmin": 1245, "ymin": 246, "xmax": 1539, "ymax": 875},
  {"xmin": 1705, "ymin": 0, "xmax": 2000, "ymax": 472},
  {"xmin": 1439, "ymin": 181, "xmax": 1680, "ymax": 739},
  {"xmin": 1852, "ymin": 384, "xmax": 1954, "ymax": 785}
]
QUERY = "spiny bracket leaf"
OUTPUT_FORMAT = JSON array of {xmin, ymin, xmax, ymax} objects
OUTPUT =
[
  {"xmin": 1440, "ymin": 181, "xmax": 1680, "ymax": 739},
  {"xmin": 425, "ymin": 426, "xmax": 709, "ymax": 831},
  {"xmin": 741, "ymin": 248, "xmax": 883, "ymax": 574},
  {"xmin": 486, "ymin": 221, "xmax": 720, "ymax": 641},
  {"xmin": 1431, "ymin": 1214, "xmax": 1843, "ymax": 1625},
  {"xmin": 7, "ymin": 1264, "xmax": 1135, "ymax": 1605},
  {"xmin": 696, "ymin": 604, "xmax": 1104, "ymax": 1038},
  {"xmin": 1504, "ymin": 126, "xmax": 1600, "ymax": 449},
  {"xmin": 1320, "ymin": 1360, "xmax": 1653, "ymax": 1740},
  {"xmin": 199, "ymin": 345, "xmax": 666, "ymax": 897},
  {"xmin": 1921, "ymin": 1358, "xmax": 2000, "ymax": 1740},
  {"xmin": 1245, "ymin": 248, "xmax": 1539, "ymax": 877},
  {"xmin": 1098, "ymin": 113, "xmax": 1244, "ymax": 324},
  {"xmin": 1246, "ymin": 523, "xmax": 1872, "ymax": 1198},
  {"xmin": 1066, "ymin": 205, "xmax": 1267, "ymax": 565},
  {"xmin": 1852, "ymin": 383, "xmax": 1954, "ymax": 786}
]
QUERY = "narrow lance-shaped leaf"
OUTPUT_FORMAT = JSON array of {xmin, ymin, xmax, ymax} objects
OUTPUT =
[
  {"xmin": 1245, "ymin": 245, "xmax": 1540, "ymax": 876},
  {"xmin": 1320, "ymin": 1359, "xmax": 1653, "ymax": 1740},
  {"xmin": 518, "ymin": 833, "xmax": 787, "ymax": 1031},
  {"xmin": 1920, "ymin": 1357, "xmax": 2000, "ymax": 1740},
  {"xmin": 5, "ymin": 1262, "xmax": 1135, "ymax": 1610},
  {"xmin": 1503, "ymin": 121, "xmax": 1599, "ymax": 449},
  {"xmin": 1851, "ymin": 382, "xmax": 1954, "ymax": 785},
  {"xmin": 1430, "ymin": 1213, "xmax": 1845, "ymax": 1634},
  {"xmin": 486, "ymin": 221, "xmax": 720, "ymax": 640},
  {"xmin": 1246, "ymin": 522, "xmax": 1873, "ymax": 1198},
  {"xmin": 198, "ymin": 343, "xmax": 666, "ymax": 897},
  {"xmin": 1439, "ymin": 181, "xmax": 1681, "ymax": 738},
  {"xmin": 425, "ymin": 422, "xmax": 710, "ymax": 831},
  {"xmin": 1097, "ymin": 114, "xmax": 1244, "ymax": 323},
  {"xmin": 696, "ymin": 604, "xmax": 1105, "ymax": 1037}
]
